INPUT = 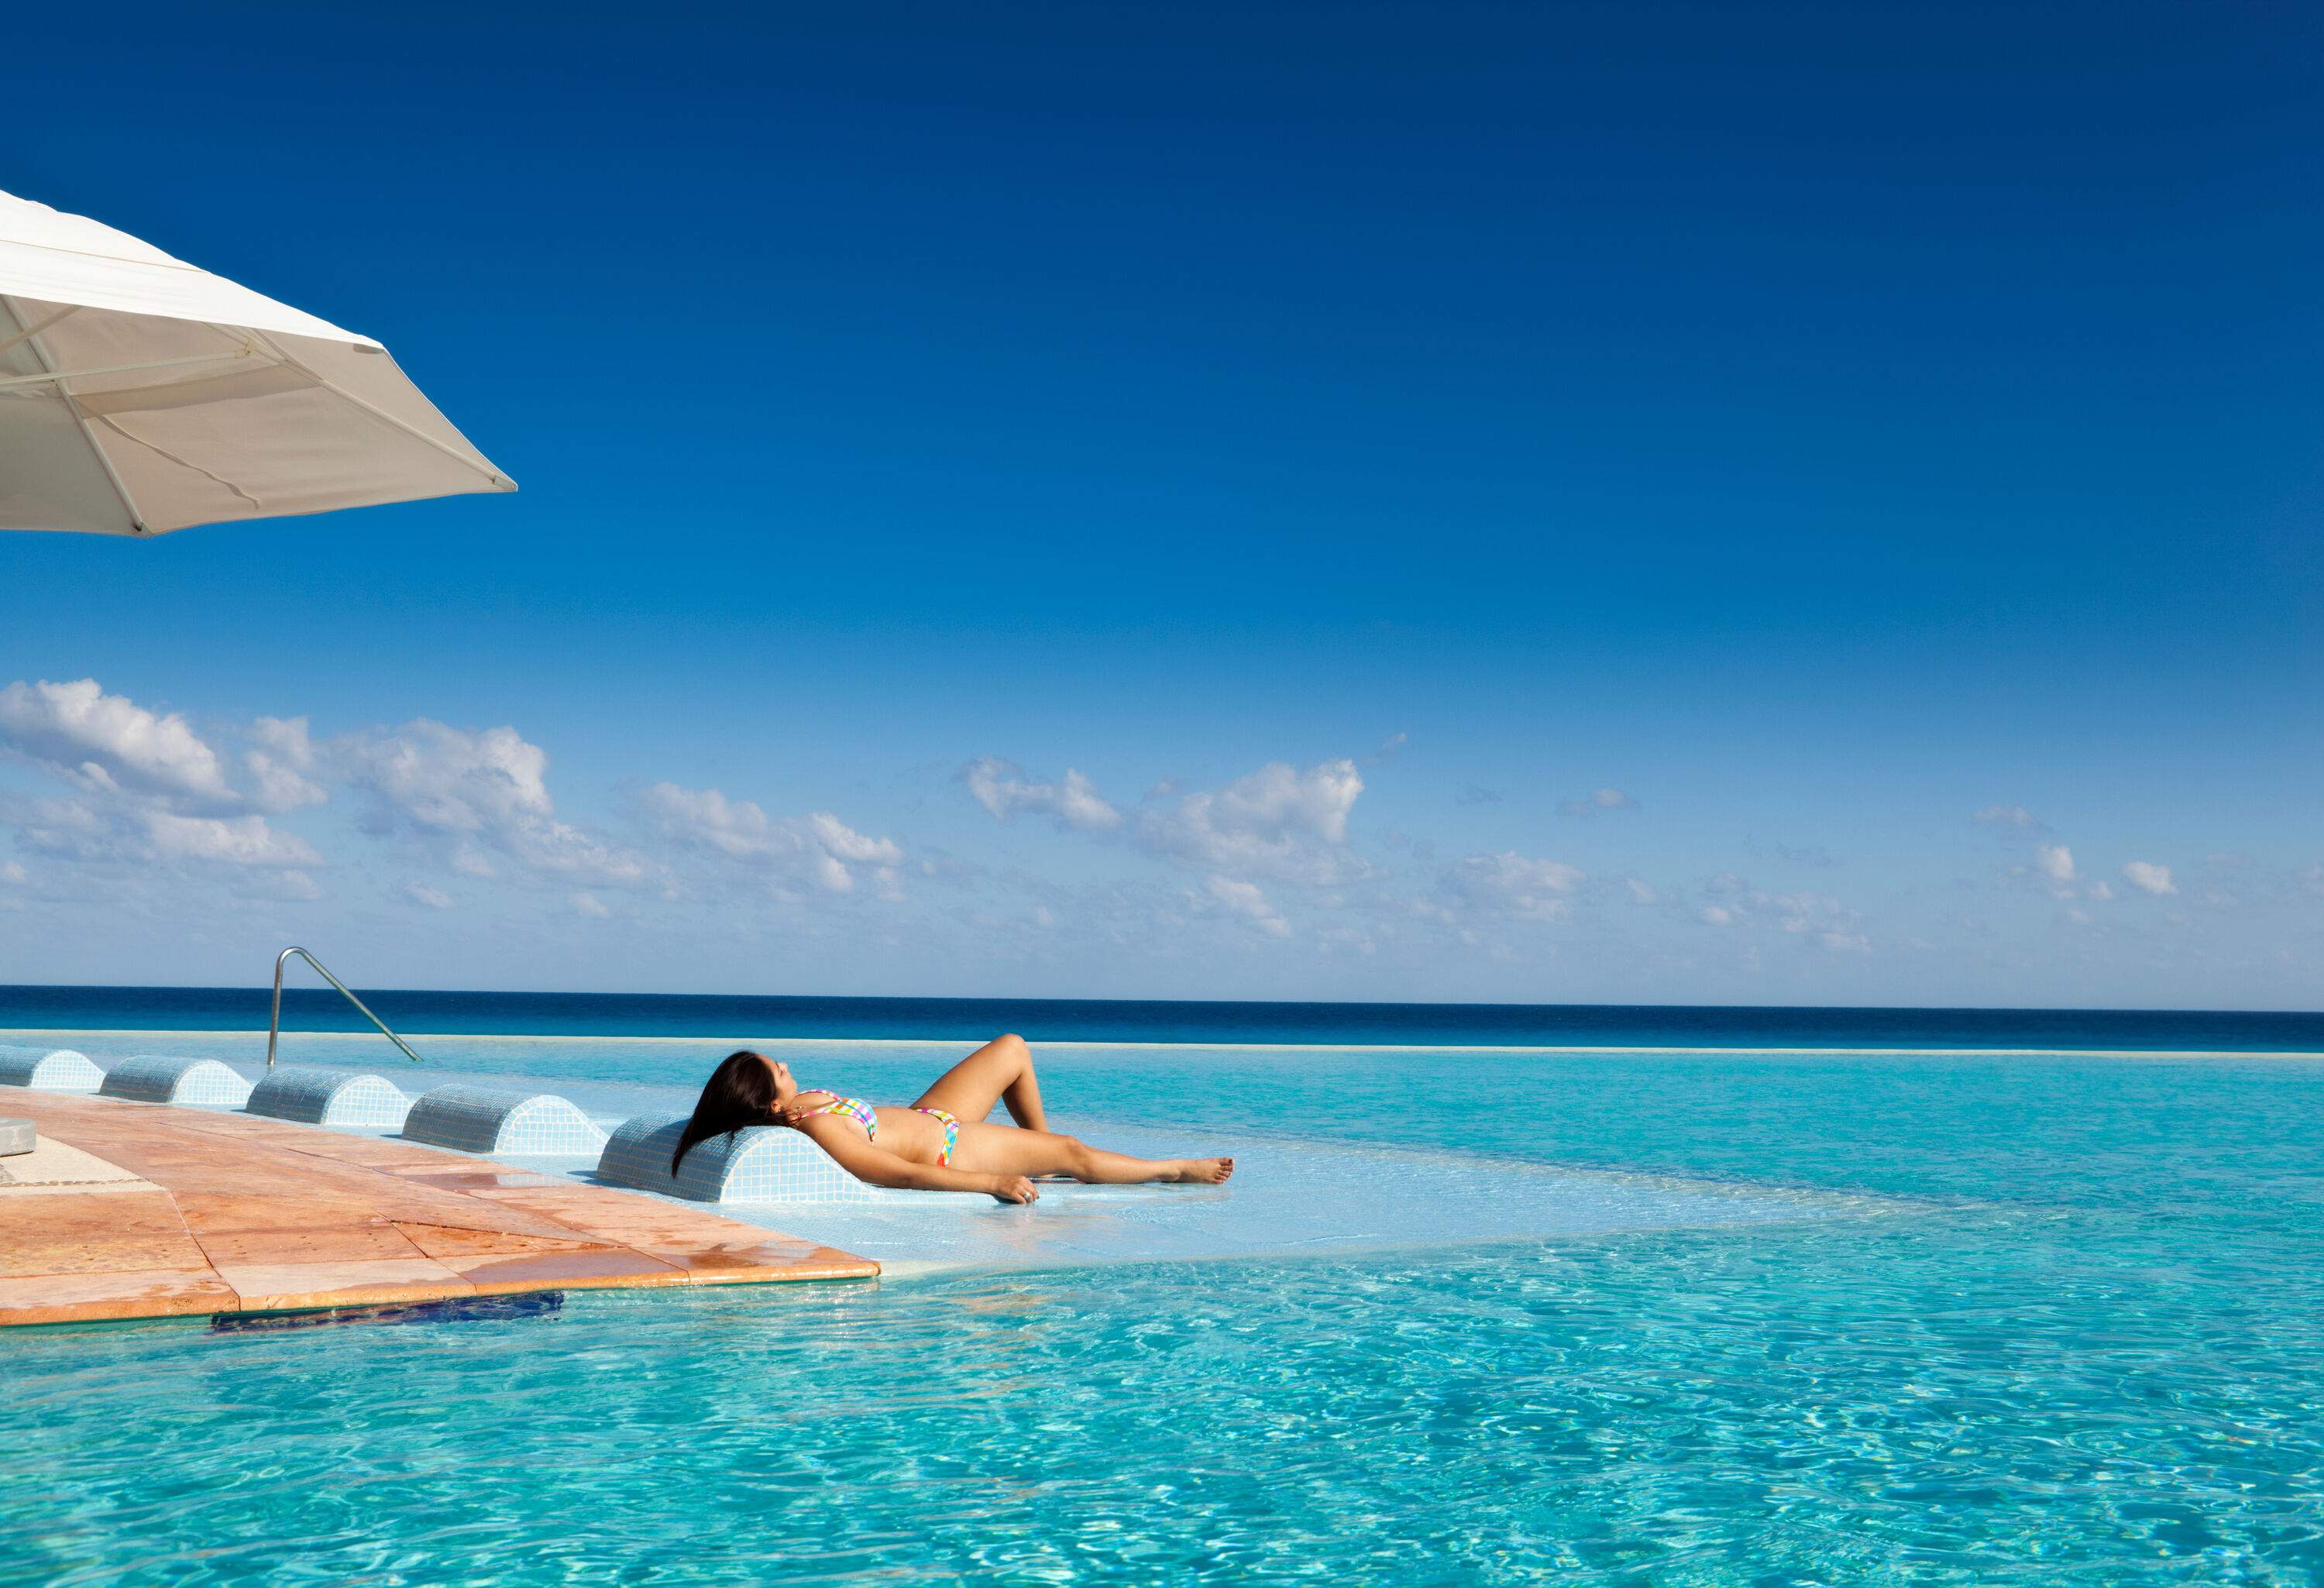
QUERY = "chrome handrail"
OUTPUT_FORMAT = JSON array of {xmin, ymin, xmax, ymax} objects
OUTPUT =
[{"xmin": 266, "ymin": 947, "xmax": 424, "ymax": 1068}]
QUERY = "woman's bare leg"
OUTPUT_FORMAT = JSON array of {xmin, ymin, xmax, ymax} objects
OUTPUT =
[
  {"xmin": 913, "ymin": 1033, "xmax": 1048, "ymax": 1129},
  {"xmin": 949, "ymin": 1122, "xmax": 1234, "ymax": 1185},
  {"xmin": 1067, "ymin": 1142, "xmax": 1236, "ymax": 1186}
]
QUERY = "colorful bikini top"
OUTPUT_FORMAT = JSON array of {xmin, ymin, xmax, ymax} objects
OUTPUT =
[
  {"xmin": 790, "ymin": 1092, "xmax": 961, "ymax": 1167},
  {"xmin": 791, "ymin": 1090, "xmax": 878, "ymax": 1141}
]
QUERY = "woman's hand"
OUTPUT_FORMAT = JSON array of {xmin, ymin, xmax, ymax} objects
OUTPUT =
[{"xmin": 986, "ymin": 1174, "xmax": 1040, "ymax": 1205}]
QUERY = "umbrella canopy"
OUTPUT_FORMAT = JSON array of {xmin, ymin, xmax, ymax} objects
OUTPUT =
[{"xmin": 0, "ymin": 187, "xmax": 512, "ymax": 535}]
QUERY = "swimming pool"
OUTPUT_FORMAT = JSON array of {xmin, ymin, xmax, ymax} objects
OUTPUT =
[{"xmin": 5, "ymin": 1031, "xmax": 2321, "ymax": 1584}]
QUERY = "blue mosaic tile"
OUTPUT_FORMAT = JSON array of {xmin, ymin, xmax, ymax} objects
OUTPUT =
[
  {"xmin": 97, "ymin": 1054, "xmax": 253, "ymax": 1109},
  {"xmin": 596, "ymin": 1112, "xmax": 882, "ymax": 1205},
  {"xmin": 245, "ymin": 1067, "xmax": 414, "ymax": 1129},
  {"xmin": 402, "ymin": 1084, "xmax": 607, "ymax": 1156},
  {"xmin": 0, "ymin": 1045, "xmax": 104, "ymax": 1093}
]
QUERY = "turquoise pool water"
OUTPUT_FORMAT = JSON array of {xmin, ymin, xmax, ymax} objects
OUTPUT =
[{"xmin": 5, "ymin": 1034, "xmax": 2322, "ymax": 1584}]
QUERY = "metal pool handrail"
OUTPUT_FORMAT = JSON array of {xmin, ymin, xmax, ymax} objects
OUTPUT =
[{"xmin": 266, "ymin": 947, "xmax": 424, "ymax": 1069}]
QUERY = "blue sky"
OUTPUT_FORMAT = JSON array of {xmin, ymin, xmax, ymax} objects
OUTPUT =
[{"xmin": 2, "ymin": 1, "xmax": 2318, "ymax": 1007}]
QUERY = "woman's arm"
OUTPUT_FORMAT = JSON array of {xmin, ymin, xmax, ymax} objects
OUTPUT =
[{"xmin": 795, "ymin": 1120, "xmax": 1038, "ymax": 1203}]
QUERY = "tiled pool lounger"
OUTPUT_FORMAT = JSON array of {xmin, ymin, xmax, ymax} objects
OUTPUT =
[
  {"xmin": 402, "ymin": 1084, "xmax": 607, "ymax": 1156},
  {"xmin": 246, "ymin": 1066, "xmax": 414, "ymax": 1130},
  {"xmin": 0, "ymin": 1046, "xmax": 103, "ymax": 1092},
  {"xmin": 0, "ymin": 1091, "xmax": 877, "ymax": 1328},
  {"xmin": 97, "ymin": 1054, "xmax": 253, "ymax": 1109},
  {"xmin": 600, "ymin": 1112, "xmax": 883, "ymax": 1204}
]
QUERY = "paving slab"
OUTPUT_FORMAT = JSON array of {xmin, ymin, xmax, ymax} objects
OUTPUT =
[{"xmin": 0, "ymin": 1091, "xmax": 876, "ymax": 1326}]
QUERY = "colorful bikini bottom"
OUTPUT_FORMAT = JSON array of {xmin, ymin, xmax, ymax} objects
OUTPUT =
[{"xmin": 911, "ymin": 1106, "xmax": 960, "ymax": 1167}]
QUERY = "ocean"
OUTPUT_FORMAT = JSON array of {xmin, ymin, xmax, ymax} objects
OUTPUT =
[{"xmin": 3, "ymin": 985, "xmax": 2319, "ymax": 1051}]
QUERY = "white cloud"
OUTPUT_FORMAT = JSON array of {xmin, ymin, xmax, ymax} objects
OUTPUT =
[
  {"xmin": 1625, "ymin": 877, "xmax": 1658, "ymax": 905},
  {"xmin": 263, "ymin": 869, "xmax": 325, "ymax": 902},
  {"xmin": 2122, "ymin": 861, "xmax": 2177, "ymax": 897},
  {"xmin": 961, "ymin": 753, "xmax": 1369, "ymax": 888},
  {"xmin": 1974, "ymin": 804, "xmax": 2040, "ymax": 828},
  {"xmin": 337, "ymin": 719, "xmax": 652, "ymax": 888},
  {"xmin": 1194, "ymin": 875, "xmax": 1291, "ymax": 938},
  {"xmin": 1558, "ymin": 787, "xmax": 1637, "ymax": 817},
  {"xmin": 1, "ymin": 860, "xmax": 25, "ymax": 885},
  {"xmin": 805, "ymin": 811, "xmax": 903, "ymax": 867},
  {"xmin": 641, "ymin": 783, "xmax": 780, "ymax": 860},
  {"xmin": 640, "ymin": 782, "xmax": 903, "ymax": 897},
  {"xmin": 244, "ymin": 717, "xmax": 328, "ymax": 811},
  {"xmin": 1445, "ymin": 851, "xmax": 1583, "ymax": 921},
  {"xmin": 0, "ymin": 685, "xmax": 943, "ymax": 924},
  {"xmin": 570, "ymin": 890, "xmax": 610, "ymax": 919},
  {"xmin": 140, "ymin": 809, "xmax": 321, "ymax": 867},
  {"xmin": 962, "ymin": 758, "xmax": 1122, "ymax": 831},
  {"xmin": 336, "ymin": 719, "xmax": 552, "ymax": 834},
  {"xmin": 2087, "ymin": 880, "xmax": 2114, "ymax": 902},
  {"xmin": 0, "ymin": 678, "xmax": 236, "ymax": 806},
  {"xmin": 1692, "ymin": 878, "xmax": 1865, "ymax": 948},
  {"xmin": 2037, "ymin": 844, "xmax": 2076, "ymax": 883},
  {"xmin": 1140, "ymin": 758, "xmax": 1365, "ymax": 885},
  {"xmin": 0, "ymin": 679, "xmax": 337, "ymax": 902},
  {"xmin": 13, "ymin": 796, "xmax": 318, "ymax": 871},
  {"xmin": 1758, "ymin": 892, "xmax": 1853, "ymax": 937}
]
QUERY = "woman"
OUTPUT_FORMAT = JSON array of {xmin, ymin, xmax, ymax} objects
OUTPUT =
[{"xmin": 672, "ymin": 1033, "xmax": 1234, "ymax": 1203}]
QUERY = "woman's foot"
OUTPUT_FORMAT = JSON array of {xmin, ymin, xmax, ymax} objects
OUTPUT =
[{"xmin": 1166, "ymin": 1157, "xmax": 1234, "ymax": 1184}]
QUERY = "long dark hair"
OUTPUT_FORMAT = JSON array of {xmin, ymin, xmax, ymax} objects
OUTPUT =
[{"xmin": 672, "ymin": 1050, "xmax": 779, "ymax": 1173}]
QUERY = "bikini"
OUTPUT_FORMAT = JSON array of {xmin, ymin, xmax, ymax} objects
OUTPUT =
[{"xmin": 792, "ymin": 1090, "xmax": 961, "ymax": 1167}]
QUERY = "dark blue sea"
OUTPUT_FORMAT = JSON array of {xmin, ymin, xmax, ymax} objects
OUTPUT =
[{"xmin": 1, "ymin": 983, "xmax": 2317, "ymax": 1050}]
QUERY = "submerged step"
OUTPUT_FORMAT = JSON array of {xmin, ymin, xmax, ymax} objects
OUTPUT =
[
  {"xmin": 0, "ymin": 1046, "xmax": 103, "ymax": 1093},
  {"xmin": 402, "ymin": 1084, "xmax": 607, "ymax": 1156},
  {"xmin": 597, "ymin": 1112, "xmax": 882, "ymax": 1205},
  {"xmin": 245, "ymin": 1067, "xmax": 414, "ymax": 1129},
  {"xmin": 98, "ymin": 1055, "xmax": 254, "ymax": 1109}
]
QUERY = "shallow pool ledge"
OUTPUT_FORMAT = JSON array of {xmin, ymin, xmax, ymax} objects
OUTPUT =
[{"xmin": 0, "ymin": 1091, "xmax": 878, "ymax": 1329}]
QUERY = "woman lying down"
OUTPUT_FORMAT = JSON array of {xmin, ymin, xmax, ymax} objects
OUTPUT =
[{"xmin": 672, "ymin": 1033, "xmax": 1235, "ymax": 1204}]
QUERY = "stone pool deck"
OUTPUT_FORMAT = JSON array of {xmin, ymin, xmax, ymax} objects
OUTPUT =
[{"xmin": 0, "ymin": 1091, "xmax": 877, "ymax": 1328}]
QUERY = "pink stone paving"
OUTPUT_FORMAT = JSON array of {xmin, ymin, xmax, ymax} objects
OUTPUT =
[{"xmin": 0, "ymin": 1091, "xmax": 877, "ymax": 1327}]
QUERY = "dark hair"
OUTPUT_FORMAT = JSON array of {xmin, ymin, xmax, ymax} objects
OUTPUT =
[{"xmin": 672, "ymin": 1050, "xmax": 779, "ymax": 1173}]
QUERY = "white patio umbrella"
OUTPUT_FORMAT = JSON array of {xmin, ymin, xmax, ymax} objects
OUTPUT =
[{"xmin": 0, "ymin": 187, "xmax": 512, "ymax": 536}]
